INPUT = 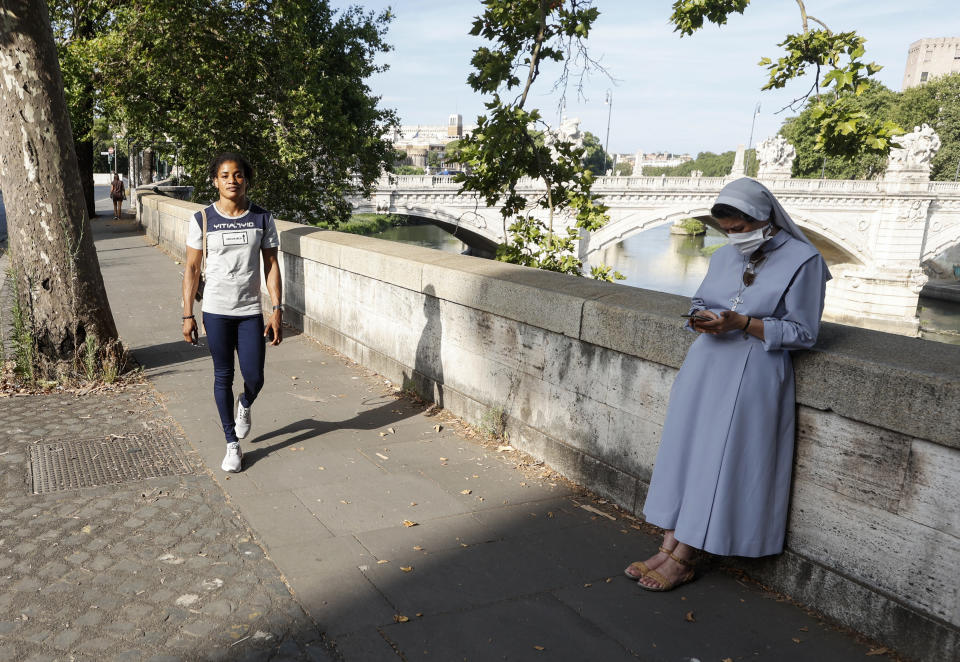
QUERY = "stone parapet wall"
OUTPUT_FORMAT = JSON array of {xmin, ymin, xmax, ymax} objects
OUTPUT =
[{"xmin": 139, "ymin": 194, "xmax": 960, "ymax": 661}]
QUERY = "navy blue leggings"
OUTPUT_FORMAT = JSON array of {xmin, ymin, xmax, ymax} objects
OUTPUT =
[{"xmin": 203, "ymin": 312, "xmax": 266, "ymax": 443}]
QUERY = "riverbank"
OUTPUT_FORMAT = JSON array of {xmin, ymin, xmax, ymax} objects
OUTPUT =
[{"xmin": 338, "ymin": 213, "xmax": 411, "ymax": 236}]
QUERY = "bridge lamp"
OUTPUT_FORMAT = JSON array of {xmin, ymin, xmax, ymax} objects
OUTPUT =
[{"xmin": 603, "ymin": 90, "xmax": 613, "ymax": 175}]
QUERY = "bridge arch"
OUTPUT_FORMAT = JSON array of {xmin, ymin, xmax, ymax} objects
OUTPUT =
[
  {"xmin": 586, "ymin": 205, "xmax": 866, "ymax": 267},
  {"xmin": 352, "ymin": 202, "xmax": 501, "ymax": 256}
]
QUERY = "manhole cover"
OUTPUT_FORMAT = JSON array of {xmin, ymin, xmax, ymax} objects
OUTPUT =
[{"xmin": 29, "ymin": 429, "xmax": 193, "ymax": 494}]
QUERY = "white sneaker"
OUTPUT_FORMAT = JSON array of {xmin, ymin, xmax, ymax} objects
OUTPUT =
[
  {"xmin": 221, "ymin": 442, "xmax": 243, "ymax": 472},
  {"xmin": 235, "ymin": 396, "xmax": 251, "ymax": 439}
]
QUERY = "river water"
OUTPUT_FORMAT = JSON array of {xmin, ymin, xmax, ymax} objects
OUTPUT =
[{"xmin": 371, "ymin": 222, "xmax": 960, "ymax": 345}]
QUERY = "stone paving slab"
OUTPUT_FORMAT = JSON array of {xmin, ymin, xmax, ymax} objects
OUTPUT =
[
  {"xmin": 81, "ymin": 215, "xmax": 901, "ymax": 660},
  {"xmin": 0, "ymin": 389, "xmax": 334, "ymax": 662}
]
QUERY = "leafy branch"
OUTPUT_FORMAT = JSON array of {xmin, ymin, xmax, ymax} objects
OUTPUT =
[
  {"xmin": 670, "ymin": 0, "xmax": 902, "ymax": 155},
  {"xmin": 458, "ymin": 0, "xmax": 622, "ymax": 281}
]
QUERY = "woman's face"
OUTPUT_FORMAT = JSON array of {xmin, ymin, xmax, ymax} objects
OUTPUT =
[
  {"xmin": 715, "ymin": 216, "xmax": 767, "ymax": 235},
  {"xmin": 214, "ymin": 161, "xmax": 248, "ymax": 202}
]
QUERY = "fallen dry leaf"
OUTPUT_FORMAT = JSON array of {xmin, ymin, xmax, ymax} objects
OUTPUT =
[
  {"xmin": 409, "ymin": 502, "xmax": 417, "ymax": 507},
  {"xmin": 413, "ymin": 545, "xmax": 423, "ymax": 551},
  {"xmin": 866, "ymin": 648, "xmax": 889, "ymax": 656},
  {"xmin": 533, "ymin": 645, "xmax": 545, "ymax": 651},
  {"xmin": 376, "ymin": 453, "xmax": 389, "ymax": 460},
  {"xmin": 318, "ymin": 466, "xmax": 325, "ymax": 471},
  {"xmin": 722, "ymin": 658, "xmax": 733, "ymax": 662},
  {"xmin": 605, "ymin": 578, "xmax": 613, "ymax": 583},
  {"xmin": 393, "ymin": 614, "xmax": 409, "ymax": 623},
  {"xmin": 402, "ymin": 520, "xmax": 418, "ymax": 527},
  {"xmin": 685, "ymin": 611, "xmax": 695, "ymax": 623},
  {"xmin": 497, "ymin": 445, "xmax": 514, "ymax": 452},
  {"xmin": 377, "ymin": 560, "xmax": 389, "ymax": 565},
  {"xmin": 799, "ymin": 627, "xmax": 808, "ymax": 632},
  {"xmin": 433, "ymin": 424, "xmax": 442, "ymax": 432},
  {"xmin": 291, "ymin": 376, "xmax": 298, "ymax": 380},
  {"xmin": 792, "ymin": 638, "xmax": 801, "ymax": 643},
  {"xmin": 460, "ymin": 489, "xmax": 472, "ymax": 495},
  {"xmin": 416, "ymin": 612, "xmax": 423, "ymax": 617},
  {"xmin": 439, "ymin": 457, "xmax": 448, "ymax": 462},
  {"xmin": 387, "ymin": 427, "xmax": 395, "ymax": 434},
  {"xmin": 340, "ymin": 500, "xmax": 351, "ymax": 504},
  {"xmin": 583, "ymin": 583, "xmax": 592, "ymax": 588},
  {"xmin": 400, "ymin": 566, "xmax": 413, "ymax": 573}
]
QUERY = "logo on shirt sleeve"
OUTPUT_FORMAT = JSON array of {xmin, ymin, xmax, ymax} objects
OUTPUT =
[{"xmin": 221, "ymin": 231, "xmax": 249, "ymax": 246}]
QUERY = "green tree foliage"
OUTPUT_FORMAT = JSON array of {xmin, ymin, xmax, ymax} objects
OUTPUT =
[
  {"xmin": 457, "ymin": 0, "xmax": 621, "ymax": 281},
  {"xmin": 394, "ymin": 165, "xmax": 426, "ymax": 175},
  {"xmin": 781, "ymin": 75, "xmax": 960, "ymax": 180},
  {"xmin": 612, "ymin": 161, "xmax": 633, "ymax": 176},
  {"xmin": 893, "ymin": 74, "xmax": 960, "ymax": 181},
  {"xmin": 780, "ymin": 82, "xmax": 896, "ymax": 179},
  {"xmin": 670, "ymin": 0, "xmax": 900, "ymax": 158},
  {"xmin": 582, "ymin": 131, "xmax": 613, "ymax": 175},
  {"xmin": 91, "ymin": 0, "xmax": 398, "ymax": 225},
  {"xmin": 644, "ymin": 150, "xmax": 756, "ymax": 177}
]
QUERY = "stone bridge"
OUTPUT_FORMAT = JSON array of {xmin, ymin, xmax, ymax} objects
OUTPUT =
[{"xmin": 350, "ymin": 171, "xmax": 960, "ymax": 336}]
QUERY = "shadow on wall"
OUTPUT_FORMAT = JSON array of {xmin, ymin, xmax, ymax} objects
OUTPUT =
[{"xmin": 405, "ymin": 283, "xmax": 444, "ymax": 408}]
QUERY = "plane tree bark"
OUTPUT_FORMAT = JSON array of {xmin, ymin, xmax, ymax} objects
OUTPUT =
[{"xmin": 0, "ymin": 0, "xmax": 120, "ymax": 379}]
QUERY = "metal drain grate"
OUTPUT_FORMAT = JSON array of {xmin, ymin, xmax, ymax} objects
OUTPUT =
[{"xmin": 29, "ymin": 429, "xmax": 193, "ymax": 494}]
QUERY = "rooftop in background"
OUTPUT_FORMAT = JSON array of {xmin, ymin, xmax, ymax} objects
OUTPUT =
[{"xmin": 902, "ymin": 37, "xmax": 960, "ymax": 89}]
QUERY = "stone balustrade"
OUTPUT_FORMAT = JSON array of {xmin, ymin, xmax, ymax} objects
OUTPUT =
[{"xmin": 139, "ymin": 193, "xmax": 960, "ymax": 661}]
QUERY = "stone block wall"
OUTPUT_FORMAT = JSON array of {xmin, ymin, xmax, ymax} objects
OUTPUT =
[{"xmin": 139, "ymin": 195, "xmax": 960, "ymax": 661}]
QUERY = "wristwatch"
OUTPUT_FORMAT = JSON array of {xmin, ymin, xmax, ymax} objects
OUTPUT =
[{"xmin": 272, "ymin": 305, "xmax": 284, "ymax": 312}]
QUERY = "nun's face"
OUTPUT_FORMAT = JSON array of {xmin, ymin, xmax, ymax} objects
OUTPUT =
[{"xmin": 715, "ymin": 216, "xmax": 769, "ymax": 234}]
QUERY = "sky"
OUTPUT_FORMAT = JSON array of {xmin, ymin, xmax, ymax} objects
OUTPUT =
[{"xmin": 328, "ymin": 0, "xmax": 957, "ymax": 156}]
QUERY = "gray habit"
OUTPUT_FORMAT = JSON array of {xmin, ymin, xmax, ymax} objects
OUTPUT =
[{"xmin": 642, "ymin": 180, "xmax": 829, "ymax": 558}]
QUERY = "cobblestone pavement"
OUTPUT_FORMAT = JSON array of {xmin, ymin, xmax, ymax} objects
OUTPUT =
[{"xmin": 0, "ymin": 386, "xmax": 334, "ymax": 662}]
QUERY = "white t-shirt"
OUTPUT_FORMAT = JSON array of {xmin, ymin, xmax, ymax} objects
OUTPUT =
[{"xmin": 187, "ymin": 202, "xmax": 279, "ymax": 316}]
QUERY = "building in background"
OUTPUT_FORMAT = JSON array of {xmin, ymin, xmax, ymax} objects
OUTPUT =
[
  {"xmin": 615, "ymin": 152, "xmax": 693, "ymax": 175},
  {"xmin": 385, "ymin": 114, "xmax": 476, "ymax": 171},
  {"xmin": 902, "ymin": 37, "xmax": 960, "ymax": 89}
]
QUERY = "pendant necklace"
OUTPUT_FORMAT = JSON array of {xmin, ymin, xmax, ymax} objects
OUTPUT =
[{"xmin": 730, "ymin": 255, "xmax": 748, "ymax": 311}]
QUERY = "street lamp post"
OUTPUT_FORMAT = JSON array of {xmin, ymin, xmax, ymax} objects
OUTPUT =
[
  {"xmin": 746, "ymin": 102, "xmax": 760, "ymax": 175},
  {"xmin": 603, "ymin": 90, "xmax": 613, "ymax": 175}
]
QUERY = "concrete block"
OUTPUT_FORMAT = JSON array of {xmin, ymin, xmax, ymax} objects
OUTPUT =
[
  {"xmin": 580, "ymin": 289, "xmax": 695, "ymax": 369},
  {"xmin": 899, "ymin": 439, "xmax": 960, "ymax": 538},
  {"xmin": 422, "ymin": 254, "xmax": 612, "ymax": 338},
  {"xmin": 794, "ymin": 407, "xmax": 913, "ymax": 512},
  {"xmin": 788, "ymin": 480, "xmax": 960, "ymax": 626}
]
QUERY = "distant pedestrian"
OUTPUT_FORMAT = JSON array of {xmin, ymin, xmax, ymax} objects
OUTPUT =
[
  {"xmin": 181, "ymin": 152, "xmax": 283, "ymax": 473},
  {"xmin": 625, "ymin": 177, "xmax": 830, "ymax": 591},
  {"xmin": 109, "ymin": 173, "xmax": 125, "ymax": 219}
]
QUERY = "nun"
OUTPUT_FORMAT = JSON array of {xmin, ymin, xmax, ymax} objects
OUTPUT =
[{"xmin": 625, "ymin": 177, "xmax": 831, "ymax": 592}]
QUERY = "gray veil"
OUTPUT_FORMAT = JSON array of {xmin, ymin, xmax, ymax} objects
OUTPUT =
[{"xmin": 714, "ymin": 177, "xmax": 832, "ymax": 280}]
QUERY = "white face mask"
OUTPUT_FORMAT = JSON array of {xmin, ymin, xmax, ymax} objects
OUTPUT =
[{"xmin": 728, "ymin": 224, "xmax": 772, "ymax": 255}]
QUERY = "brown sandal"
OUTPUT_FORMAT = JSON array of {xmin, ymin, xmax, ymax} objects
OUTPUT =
[
  {"xmin": 636, "ymin": 550, "xmax": 695, "ymax": 592},
  {"xmin": 624, "ymin": 545, "xmax": 675, "ymax": 579}
]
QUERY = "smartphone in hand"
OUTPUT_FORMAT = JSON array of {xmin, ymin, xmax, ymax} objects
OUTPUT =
[
  {"xmin": 680, "ymin": 313, "xmax": 712, "ymax": 322},
  {"xmin": 265, "ymin": 327, "xmax": 275, "ymax": 343}
]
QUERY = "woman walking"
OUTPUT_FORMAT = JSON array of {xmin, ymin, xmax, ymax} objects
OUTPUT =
[
  {"xmin": 109, "ymin": 173, "xmax": 125, "ymax": 219},
  {"xmin": 181, "ymin": 153, "xmax": 283, "ymax": 472},
  {"xmin": 625, "ymin": 177, "xmax": 830, "ymax": 591}
]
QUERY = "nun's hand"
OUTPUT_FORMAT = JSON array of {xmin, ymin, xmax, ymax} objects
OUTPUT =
[
  {"xmin": 690, "ymin": 310, "xmax": 719, "ymax": 333},
  {"xmin": 696, "ymin": 310, "xmax": 745, "ymax": 335}
]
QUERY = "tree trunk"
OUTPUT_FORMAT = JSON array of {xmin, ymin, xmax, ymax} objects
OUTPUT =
[
  {"xmin": 75, "ymin": 93, "xmax": 96, "ymax": 219},
  {"xmin": 141, "ymin": 147, "xmax": 154, "ymax": 184},
  {"xmin": 0, "ymin": 0, "xmax": 119, "ymax": 377}
]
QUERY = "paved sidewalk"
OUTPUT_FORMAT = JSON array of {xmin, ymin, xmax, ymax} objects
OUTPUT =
[{"xmin": 2, "ymin": 197, "xmax": 897, "ymax": 661}]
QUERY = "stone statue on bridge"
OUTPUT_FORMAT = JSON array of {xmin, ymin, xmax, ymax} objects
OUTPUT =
[
  {"xmin": 755, "ymin": 135, "xmax": 796, "ymax": 180},
  {"xmin": 888, "ymin": 123, "xmax": 941, "ymax": 171},
  {"xmin": 542, "ymin": 116, "xmax": 585, "ymax": 160}
]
